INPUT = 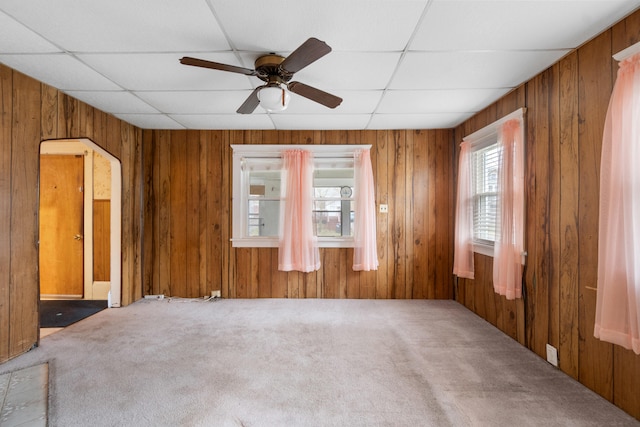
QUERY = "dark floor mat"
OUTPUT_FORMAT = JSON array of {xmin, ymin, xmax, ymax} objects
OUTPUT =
[{"xmin": 40, "ymin": 300, "xmax": 108, "ymax": 328}]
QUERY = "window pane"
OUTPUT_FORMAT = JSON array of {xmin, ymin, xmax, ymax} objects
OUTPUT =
[
  {"xmin": 249, "ymin": 170, "xmax": 281, "ymax": 198},
  {"xmin": 472, "ymin": 143, "xmax": 500, "ymax": 243},
  {"xmin": 473, "ymin": 145, "xmax": 500, "ymax": 193},
  {"xmin": 315, "ymin": 199, "xmax": 342, "ymax": 212},
  {"xmin": 314, "ymin": 211, "xmax": 342, "ymax": 237},
  {"xmin": 312, "ymin": 200, "xmax": 354, "ymax": 237},
  {"xmin": 248, "ymin": 199, "xmax": 280, "ymax": 237},
  {"xmin": 473, "ymin": 194, "xmax": 497, "ymax": 241},
  {"xmin": 315, "ymin": 187, "xmax": 341, "ymax": 198}
]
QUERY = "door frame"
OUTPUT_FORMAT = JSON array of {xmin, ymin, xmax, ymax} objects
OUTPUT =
[{"xmin": 39, "ymin": 138, "xmax": 122, "ymax": 307}]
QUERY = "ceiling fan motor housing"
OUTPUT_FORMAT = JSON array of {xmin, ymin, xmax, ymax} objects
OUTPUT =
[{"xmin": 254, "ymin": 54, "xmax": 292, "ymax": 83}]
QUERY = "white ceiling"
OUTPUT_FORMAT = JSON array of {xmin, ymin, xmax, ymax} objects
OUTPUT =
[{"xmin": 1, "ymin": 0, "xmax": 638, "ymax": 130}]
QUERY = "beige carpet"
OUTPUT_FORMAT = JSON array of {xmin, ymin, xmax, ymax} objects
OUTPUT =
[{"xmin": 0, "ymin": 298, "xmax": 637, "ymax": 427}]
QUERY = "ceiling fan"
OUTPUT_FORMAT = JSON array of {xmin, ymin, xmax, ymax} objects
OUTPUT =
[{"xmin": 179, "ymin": 37, "xmax": 342, "ymax": 114}]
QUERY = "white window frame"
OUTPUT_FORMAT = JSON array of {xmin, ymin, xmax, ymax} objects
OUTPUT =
[
  {"xmin": 463, "ymin": 108, "xmax": 525, "ymax": 257},
  {"xmin": 231, "ymin": 144, "xmax": 371, "ymax": 248}
]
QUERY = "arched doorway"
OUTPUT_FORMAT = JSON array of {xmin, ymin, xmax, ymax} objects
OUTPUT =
[{"xmin": 39, "ymin": 138, "xmax": 122, "ymax": 309}]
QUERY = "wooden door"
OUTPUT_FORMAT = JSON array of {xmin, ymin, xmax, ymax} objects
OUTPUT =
[{"xmin": 39, "ymin": 155, "xmax": 84, "ymax": 297}]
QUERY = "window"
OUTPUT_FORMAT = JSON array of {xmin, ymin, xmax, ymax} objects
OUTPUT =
[
  {"xmin": 232, "ymin": 145, "xmax": 369, "ymax": 248},
  {"xmin": 313, "ymin": 169, "xmax": 354, "ymax": 238},
  {"xmin": 594, "ymin": 49, "xmax": 640, "ymax": 353},
  {"xmin": 463, "ymin": 108, "xmax": 525, "ymax": 257},
  {"xmin": 454, "ymin": 108, "xmax": 525, "ymax": 294},
  {"xmin": 471, "ymin": 142, "xmax": 499, "ymax": 245}
]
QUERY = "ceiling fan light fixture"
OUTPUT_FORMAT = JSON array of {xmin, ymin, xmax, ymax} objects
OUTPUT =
[{"xmin": 258, "ymin": 84, "xmax": 290, "ymax": 112}]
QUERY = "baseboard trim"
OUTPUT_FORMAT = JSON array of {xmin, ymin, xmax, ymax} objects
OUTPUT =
[{"xmin": 41, "ymin": 294, "xmax": 83, "ymax": 300}]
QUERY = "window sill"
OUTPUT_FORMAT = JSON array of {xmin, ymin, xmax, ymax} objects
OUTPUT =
[
  {"xmin": 231, "ymin": 238, "xmax": 279, "ymax": 248},
  {"xmin": 473, "ymin": 242, "xmax": 494, "ymax": 257},
  {"xmin": 231, "ymin": 237, "xmax": 355, "ymax": 249},
  {"xmin": 317, "ymin": 237, "xmax": 355, "ymax": 248}
]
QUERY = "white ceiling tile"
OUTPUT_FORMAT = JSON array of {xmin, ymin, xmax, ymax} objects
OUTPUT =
[
  {"xmin": 78, "ymin": 53, "xmax": 254, "ymax": 91},
  {"xmin": 210, "ymin": 0, "xmax": 428, "ymax": 51},
  {"xmin": 390, "ymin": 50, "xmax": 569, "ymax": 90},
  {"xmin": 64, "ymin": 91, "xmax": 160, "ymax": 114},
  {"xmin": 0, "ymin": 11, "xmax": 61, "ymax": 53},
  {"xmin": 114, "ymin": 114, "xmax": 186, "ymax": 129},
  {"xmin": 270, "ymin": 114, "xmax": 371, "ymax": 130},
  {"xmin": 286, "ymin": 90, "xmax": 383, "ymax": 114},
  {"xmin": 137, "ymin": 88, "xmax": 383, "ymax": 116},
  {"xmin": 289, "ymin": 52, "xmax": 402, "ymax": 91},
  {"xmin": 0, "ymin": 54, "xmax": 120, "ymax": 90},
  {"xmin": 368, "ymin": 113, "xmax": 472, "ymax": 130},
  {"xmin": 170, "ymin": 114, "xmax": 275, "ymax": 130},
  {"xmin": 136, "ymin": 90, "xmax": 266, "ymax": 115},
  {"xmin": 0, "ymin": 0, "xmax": 228, "ymax": 52},
  {"xmin": 377, "ymin": 88, "xmax": 511, "ymax": 114},
  {"xmin": 413, "ymin": 1, "xmax": 640, "ymax": 51}
]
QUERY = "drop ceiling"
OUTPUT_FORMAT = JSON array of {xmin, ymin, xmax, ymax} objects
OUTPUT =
[{"xmin": 1, "ymin": 0, "xmax": 638, "ymax": 130}]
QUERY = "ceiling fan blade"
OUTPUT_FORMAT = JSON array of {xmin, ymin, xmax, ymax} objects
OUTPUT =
[
  {"xmin": 237, "ymin": 86, "xmax": 263, "ymax": 114},
  {"xmin": 287, "ymin": 82, "xmax": 342, "ymax": 109},
  {"xmin": 179, "ymin": 57, "xmax": 257, "ymax": 76},
  {"xmin": 279, "ymin": 38, "xmax": 332, "ymax": 74}
]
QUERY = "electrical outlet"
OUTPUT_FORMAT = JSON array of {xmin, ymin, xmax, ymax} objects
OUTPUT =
[
  {"xmin": 546, "ymin": 344, "xmax": 558, "ymax": 367},
  {"xmin": 379, "ymin": 204, "xmax": 388, "ymax": 213},
  {"xmin": 211, "ymin": 290, "xmax": 221, "ymax": 298}
]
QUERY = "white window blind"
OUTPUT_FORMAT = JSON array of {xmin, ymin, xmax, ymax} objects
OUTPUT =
[{"xmin": 472, "ymin": 143, "xmax": 500, "ymax": 244}]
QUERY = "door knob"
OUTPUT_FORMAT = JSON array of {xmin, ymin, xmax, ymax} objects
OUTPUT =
[{"xmin": 74, "ymin": 234, "xmax": 84, "ymax": 240}]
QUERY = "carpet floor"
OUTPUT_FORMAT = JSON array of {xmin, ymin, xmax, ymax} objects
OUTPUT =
[{"xmin": 1, "ymin": 298, "xmax": 638, "ymax": 426}]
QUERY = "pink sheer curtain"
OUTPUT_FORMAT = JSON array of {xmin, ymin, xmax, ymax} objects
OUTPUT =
[
  {"xmin": 594, "ymin": 53, "xmax": 640, "ymax": 354},
  {"xmin": 353, "ymin": 149, "xmax": 378, "ymax": 271},
  {"xmin": 278, "ymin": 149, "xmax": 320, "ymax": 273},
  {"xmin": 453, "ymin": 141, "xmax": 474, "ymax": 279},
  {"xmin": 492, "ymin": 119, "xmax": 525, "ymax": 299}
]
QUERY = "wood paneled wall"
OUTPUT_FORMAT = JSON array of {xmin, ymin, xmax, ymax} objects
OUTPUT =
[
  {"xmin": 141, "ymin": 129, "xmax": 455, "ymax": 300},
  {"xmin": 454, "ymin": 11, "xmax": 640, "ymax": 419},
  {"xmin": 0, "ymin": 65, "xmax": 143, "ymax": 363}
]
